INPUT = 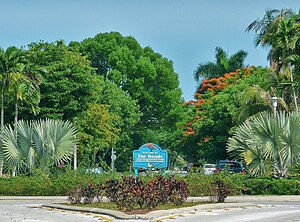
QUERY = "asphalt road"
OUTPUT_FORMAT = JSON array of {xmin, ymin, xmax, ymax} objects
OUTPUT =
[
  {"xmin": 1, "ymin": 198, "xmax": 300, "ymax": 222},
  {"xmin": 160, "ymin": 202, "xmax": 300, "ymax": 222},
  {"xmin": 0, "ymin": 199, "xmax": 145, "ymax": 222}
]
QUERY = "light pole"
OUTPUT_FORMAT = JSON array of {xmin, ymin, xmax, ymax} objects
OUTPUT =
[
  {"xmin": 271, "ymin": 96, "xmax": 278, "ymax": 116},
  {"xmin": 111, "ymin": 145, "xmax": 116, "ymax": 171}
]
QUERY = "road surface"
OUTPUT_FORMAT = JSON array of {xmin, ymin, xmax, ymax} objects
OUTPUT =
[
  {"xmin": 0, "ymin": 198, "xmax": 300, "ymax": 222},
  {"xmin": 160, "ymin": 202, "xmax": 300, "ymax": 222}
]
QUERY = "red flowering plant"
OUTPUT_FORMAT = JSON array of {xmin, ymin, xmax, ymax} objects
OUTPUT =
[{"xmin": 179, "ymin": 67, "xmax": 255, "ymax": 152}]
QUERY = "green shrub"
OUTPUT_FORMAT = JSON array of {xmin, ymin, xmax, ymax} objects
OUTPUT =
[
  {"xmin": 185, "ymin": 172, "xmax": 244, "ymax": 196},
  {"xmin": 0, "ymin": 171, "xmax": 300, "ymax": 197},
  {"xmin": 244, "ymin": 177, "xmax": 300, "ymax": 195}
]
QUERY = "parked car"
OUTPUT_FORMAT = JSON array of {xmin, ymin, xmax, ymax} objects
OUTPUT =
[
  {"xmin": 184, "ymin": 163, "xmax": 201, "ymax": 172},
  {"xmin": 85, "ymin": 167, "xmax": 104, "ymax": 174},
  {"xmin": 215, "ymin": 160, "xmax": 245, "ymax": 174},
  {"xmin": 203, "ymin": 163, "xmax": 216, "ymax": 175}
]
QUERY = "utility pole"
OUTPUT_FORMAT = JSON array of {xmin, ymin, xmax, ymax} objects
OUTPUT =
[
  {"xmin": 73, "ymin": 144, "xmax": 77, "ymax": 171},
  {"xmin": 271, "ymin": 96, "xmax": 278, "ymax": 117},
  {"xmin": 111, "ymin": 145, "xmax": 116, "ymax": 171}
]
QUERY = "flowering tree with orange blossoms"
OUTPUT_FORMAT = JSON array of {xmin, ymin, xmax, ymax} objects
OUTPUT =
[{"xmin": 178, "ymin": 66, "xmax": 271, "ymax": 162}]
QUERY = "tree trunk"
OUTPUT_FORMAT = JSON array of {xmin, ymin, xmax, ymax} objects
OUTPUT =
[
  {"xmin": 12, "ymin": 166, "xmax": 16, "ymax": 177},
  {"xmin": 73, "ymin": 144, "xmax": 77, "ymax": 171},
  {"xmin": 1, "ymin": 89, "xmax": 4, "ymax": 133},
  {"xmin": 289, "ymin": 64, "xmax": 298, "ymax": 112},
  {"xmin": 0, "ymin": 89, "xmax": 4, "ymax": 176},
  {"xmin": 14, "ymin": 101, "xmax": 18, "ymax": 134}
]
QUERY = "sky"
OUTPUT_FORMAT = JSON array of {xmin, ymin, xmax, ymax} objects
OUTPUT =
[{"xmin": 1, "ymin": 0, "xmax": 299, "ymax": 101}]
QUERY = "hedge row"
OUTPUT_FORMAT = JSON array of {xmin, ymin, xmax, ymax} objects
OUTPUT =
[{"xmin": 0, "ymin": 171, "xmax": 299, "ymax": 196}]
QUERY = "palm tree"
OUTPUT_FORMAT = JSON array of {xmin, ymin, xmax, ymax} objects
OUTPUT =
[
  {"xmin": 2, "ymin": 119, "xmax": 78, "ymax": 176},
  {"xmin": 7, "ymin": 62, "xmax": 41, "ymax": 131},
  {"xmin": 194, "ymin": 47, "xmax": 247, "ymax": 81},
  {"xmin": 236, "ymin": 85, "xmax": 289, "ymax": 123},
  {"xmin": 227, "ymin": 111, "xmax": 300, "ymax": 177},
  {"xmin": 246, "ymin": 9, "xmax": 299, "ymax": 111},
  {"xmin": 0, "ymin": 47, "xmax": 22, "ymax": 133},
  {"xmin": 246, "ymin": 9, "xmax": 294, "ymax": 46},
  {"xmin": 0, "ymin": 46, "xmax": 23, "ymax": 176}
]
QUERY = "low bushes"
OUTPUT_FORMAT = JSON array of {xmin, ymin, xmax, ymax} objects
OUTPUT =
[
  {"xmin": 0, "ymin": 171, "xmax": 299, "ymax": 197},
  {"xmin": 0, "ymin": 169, "xmax": 120, "ymax": 196},
  {"xmin": 185, "ymin": 172, "xmax": 300, "ymax": 196},
  {"xmin": 244, "ymin": 177, "xmax": 300, "ymax": 195},
  {"xmin": 185, "ymin": 172, "xmax": 244, "ymax": 196},
  {"xmin": 69, "ymin": 175, "xmax": 189, "ymax": 210}
]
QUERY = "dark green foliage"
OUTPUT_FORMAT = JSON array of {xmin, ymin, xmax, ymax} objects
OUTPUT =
[
  {"xmin": 0, "ymin": 172, "xmax": 300, "ymax": 197},
  {"xmin": 26, "ymin": 40, "xmax": 97, "ymax": 121},
  {"xmin": 78, "ymin": 32, "xmax": 183, "ymax": 148},
  {"xmin": 185, "ymin": 173, "xmax": 243, "ymax": 196},
  {"xmin": 194, "ymin": 46, "xmax": 248, "ymax": 80},
  {"xmin": 243, "ymin": 177, "xmax": 300, "ymax": 195}
]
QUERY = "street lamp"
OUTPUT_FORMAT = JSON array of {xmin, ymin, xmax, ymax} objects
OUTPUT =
[
  {"xmin": 111, "ymin": 146, "xmax": 116, "ymax": 171},
  {"xmin": 271, "ymin": 96, "xmax": 278, "ymax": 116}
]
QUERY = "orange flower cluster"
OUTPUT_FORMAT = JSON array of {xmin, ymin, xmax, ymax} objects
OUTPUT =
[
  {"xmin": 183, "ymin": 128, "xmax": 195, "ymax": 135},
  {"xmin": 183, "ymin": 100, "xmax": 195, "ymax": 106},
  {"xmin": 203, "ymin": 137, "xmax": 211, "ymax": 142},
  {"xmin": 200, "ymin": 73, "xmax": 232, "ymax": 93},
  {"xmin": 198, "ymin": 66, "xmax": 255, "ymax": 94},
  {"xmin": 180, "ymin": 66, "xmax": 256, "ymax": 142}
]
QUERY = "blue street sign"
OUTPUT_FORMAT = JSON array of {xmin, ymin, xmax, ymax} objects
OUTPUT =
[{"xmin": 133, "ymin": 143, "xmax": 168, "ymax": 178}]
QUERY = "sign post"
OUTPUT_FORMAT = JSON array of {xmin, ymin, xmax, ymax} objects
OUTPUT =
[{"xmin": 133, "ymin": 143, "xmax": 168, "ymax": 178}]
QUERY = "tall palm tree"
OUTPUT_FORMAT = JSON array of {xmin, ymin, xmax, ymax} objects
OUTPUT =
[
  {"xmin": 7, "ymin": 62, "xmax": 41, "ymax": 131},
  {"xmin": 227, "ymin": 111, "xmax": 300, "ymax": 177},
  {"xmin": 194, "ymin": 47, "xmax": 247, "ymax": 81},
  {"xmin": 246, "ymin": 8, "xmax": 294, "ymax": 47},
  {"xmin": 246, "ymin": 8, "xmax": 299, "ymax": 111},
  {"xmin": 0, "ymin": 46, "xmax": 23, "ymax": 176},
  {"xmin": 0, "ymin": 46, "xmax": 22, "ymax": 133}
]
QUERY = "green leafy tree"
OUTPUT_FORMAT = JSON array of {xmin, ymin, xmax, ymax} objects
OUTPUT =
[
  {"xmin": 77, "ymin": 32, "xmax": 183, "ymax": 148},
  {"xmin": 75, "ymin": 103, "xmax": 120, "ymax": 169},
  {"xmin": 26, "ymin": 40, "xmax": 97, "ymax": 120},
  {"xmin": 227, "ymin": 111, "xmax": 300, "ymax": 177},
  {"xmin": 194, "ymin": 47, "xmax": 248, "ymax": 81},
  {"xmin": 179, "ymin": 67, "xmax": 270, "ymax": 162},
  {"xmin": 96, "ymin": 79, "xmax": 141, "ymax": 171}
]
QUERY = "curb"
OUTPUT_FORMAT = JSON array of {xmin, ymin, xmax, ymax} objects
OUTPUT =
[
  {"xmin": 42, "ymin": 202, "xmax": 259, "ymax": 220},
  {"xmin": 43, "ymin": 204, "xmax": 137, "ymax": 220}
]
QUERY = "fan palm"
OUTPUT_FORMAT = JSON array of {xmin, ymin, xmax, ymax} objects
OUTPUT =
[
  {"xmin": 194, "ymin": 47, "xmax": 247, "ymax": 81},
  {"xmin": 227, "ymin": 111, "xmax": 300, "ymax": 177},
  {"xmin": 2, "ymin": 119, "xmax": 78, "ymax": 175}
]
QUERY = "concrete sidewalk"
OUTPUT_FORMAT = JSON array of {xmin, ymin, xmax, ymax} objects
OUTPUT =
[{"xmin": 38, "ymin": 195, "xmax": 300, "ymax": 220}]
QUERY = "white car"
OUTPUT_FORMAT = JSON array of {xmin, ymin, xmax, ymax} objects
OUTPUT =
[{"xmin": 203, "ymin": 164, "xmax": 216, "ymax": 175}]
